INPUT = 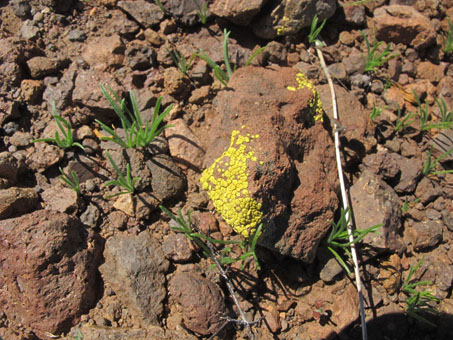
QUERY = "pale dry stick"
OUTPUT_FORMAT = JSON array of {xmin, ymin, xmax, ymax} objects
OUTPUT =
[
  {"xmin": 206, "ymin": 242, "xmax": 257, "ymax": 340},
  {"xmin": 314, "ymin": 40, "xmax": 369, "ymax": 340}
]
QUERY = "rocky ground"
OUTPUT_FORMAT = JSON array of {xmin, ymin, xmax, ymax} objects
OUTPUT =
[{"xmin": 0, "ymin": 0, "xmax": 453, "ymax": 340}]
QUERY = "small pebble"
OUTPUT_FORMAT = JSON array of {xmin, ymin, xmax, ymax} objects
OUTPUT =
[{"xmin": 68, "ymin": 29, "xmax": 86, "ymax": 42}]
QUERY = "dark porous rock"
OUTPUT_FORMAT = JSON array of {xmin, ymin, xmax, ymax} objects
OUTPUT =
[
  {"xmin": 165, "ymin": 0, "xmax": 203, "ymax": 26},
  {"xmin": 318, "ymin": 84, "xmax": 375, "ymax": 166},
  {"xmin": 147, "ymin": 154, "xmax": 186, "ymax": 203},
  {"xmin": 99, "ymin": 231, "xmax": 169, "ymax": 326},
  {"xmin": 125, "ymin": 40, "xmax": 156, "ymax": 71},
  {"xmin": 0, "ymin": 187, "xmax": 39, "ymax": 220},
  {"xmin": 363, "ymin": 150, "xmax": 422, "ymax": 194},
  {"xmin": 350, "ymin": 170, "xmax": 405, "ymax": 255},
  {"xmin": 211, "ymin": 0, "xmax": 266, "ymax": 26},
  {"xmin": 373, "ymin": 5, "xmax": 436, "ymax": 50},
  {"xmin": 163, "ymin": 232, "xmax": 193, "ymax": 263},
  {"xmin": 362, "ymin": 149, "xmax": 401, "ymax": 182},
  {"xmin": 0, "ymin": 210, "xmax": 100, "ymax": 337},
  {"xmin": 117, "ymin": 1, "xmax": 164, "ymax": 28},
  {"xmin": 169, "ymin": 272, "xmax": 226, "ymax": 335},
  {"xmin": 203, "ymin": 65, "xmax": 338, "ymax": 262},
  {"xmin": 406, "ymin": 220, "xmax": 443, "ymax": 251}
]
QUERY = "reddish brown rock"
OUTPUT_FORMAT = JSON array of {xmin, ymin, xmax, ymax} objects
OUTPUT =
[
  {"xmin": 416, "ymin": 61, "xmax": 445, "ymax": 84},
  {"xmin": 373, "ymin": 5, "xmax": 436, "ymax": 49},
  {"xmin": 26, "ymin": 56, "xmax": 59, "ymax": 79},
  {"xmin": 0, "ymin": 187, "xmax": 39, "ymax": 220},
  {"xmin": 169, "ymin": 272, "xmax": 226, "ymax": 335},
  {"xmin": 0, "ymin": 210, "xmax": 100, "ymax": 338},
  {"xmin": 202, "ymin": 66, "xmax": 338, "ymax": 262},
  {"xmin": 165, "ymin": 118, "xmax": 205, "ymax": 172},
  {"xmin": 81, "ymin": 34, "xmax": 125, "ymax": 71},
  {"xmin": 72, "ymin": 70, "xmax": 123, "ymax": 113}
]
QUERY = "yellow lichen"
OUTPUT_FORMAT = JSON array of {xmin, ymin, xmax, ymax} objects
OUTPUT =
[
  {"xmin": 287, "ymin": 72, "xmax": 324, "ymax": 122},
  {"xmin": 200, "ymin": 127, "xmax": 262, "ymax": 238}
]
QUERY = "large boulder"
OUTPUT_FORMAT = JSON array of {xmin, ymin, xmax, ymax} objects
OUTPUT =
[
  {"xmin": 0, "ymin": 210, "xmax": 101, "ymax": 338},
  {"xmin": 201, "ymin": 66, "xmax": 338, "ymax": 262}
]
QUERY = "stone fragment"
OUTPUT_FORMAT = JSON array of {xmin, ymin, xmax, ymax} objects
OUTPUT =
[
  {"xmin": 252, "ymin": 0, "xmax": 337, "ymax": 39},
  {"xmin": 211, "ymin": 0, "xmax": 266, "ymax": 25},
  {"xmin": 146, "ymin": 154, "xmax": 186, "ymax": 203},
  {"xmin": 318, "ymin": 83, "xmax": 375, "ymax": 163},
  {"xmin": 394, "ymin": 156, "xmax": 422, "ymax": 194},
  {"xmin": 125, "ymin": 40, "xmax": 156, "ymax": 70},
  {"xmin": 169, "ymin": 272, "xmax": 226, "ymax": 335},
  {"xmin": 72, "ymin": 70, "xmax": 122, "ymax": 114},
  {"xmin": 20, "ymin": 79, "xmax": 44, "ymax": 104},
  {"xmin": 43, "ymin": 62, "xmax": 77, "ymax": 110},
  {"xmin": 41, "ymin": 186, "xmax": 80, "ymax": 213},
  {"xmin": 20, "ymin": 20, "xmax": 39, "ymax": 40},
  {"xmin": 378, "ymin": 254, "xmax": 402, "ymax": 295},
  {"xmin": 0, "ymin": 210, "xmax": 100, "ymax": 337},
  {"xmin": 163, "ymin": 233, "xmax": 193, "ymax": 262},
  {"xmin": 0, "ymin": 151, "xmax": 22, "ymax": 188},
  {"xmin": 0, "ymin": 187, "xmax": 39, "ymax": 219},
  {"xmin": 373, "ymin": 5, "xmax": 436, "ymax": 49},
  {"xmin": 362, "ymin": 149, "xmax": 401, "ymax": 181},
  {"xmin": 99, "ymin": 232, "xmax": 169, "ymax": 326},
  {"xmin": 407, "ymin": 220, "xmax": 443, "ymax": 251},
  {"xmin": 67, "ymin": 324, "xmax": 197, "ymax": 340},
  {"xmin": 82, "ymin": 35, "xmax": 125, "ymax": 71},
  {"xmin": 263, "ymin": 306, "xmax": 281, "ymax": 333},
  {"xmin": 350, "ymin": 170, "xmax": 404, "ymax": 255},
  {"xmin": 67, "ymin": 29, "xmax": 86, "ymax": 42},
  {"xmin": 203, "ymin": 66, "xmax": 338, "ymax": 262},
  {"xmin": 26, "ymin": 56, "xmax": 59, "ymax": 79},
  {"xmin": 11, "ymin": 0, "xmax": 31, "ymax": 18},
  {"xmin": 26, "ymin": 142, "xmax": 64, "ymax": 172},
  {"xmin": 319, "ymin": 257, "xmax": 344, "ymax": 283},
  {"xmin": 117, "ymin": 1, "xmax": 164, "ymax": 28},
  {"xmin": 165, "ymin": 118, "xmax": 205, "ymax": 171},
  {"xmin": 105, "ymin": 9, "xmax": 140, "ymax": 37},
  {"xmin": 415, "ymin": 177, "xmax": 441, "ymax": 205},
  {"xmin": 163, "ymin": 67, "xmax": 191, "ymax": 99},
  {"xmin": 341, "ymin": 2, "xmax": 366, "ymax": 26},
  {"xmin": 417, "ymin": 61, "xmax": 445, "ymax": 84},
  {"xmin": 164, "ymin": 0, "xmax": 202, "ymax": 26}
]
